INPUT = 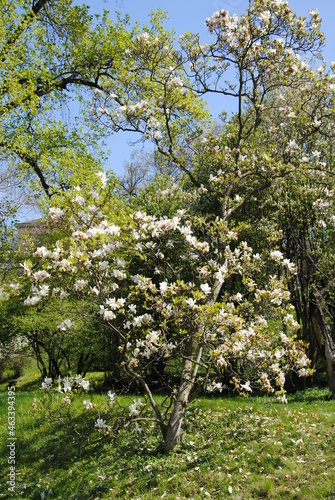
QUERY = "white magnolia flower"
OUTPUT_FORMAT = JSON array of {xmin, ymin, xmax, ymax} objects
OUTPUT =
[
  {"xmin": 200, "ymin": 283, "xmax": 211, "ymax": 294},
  {"xmin": 74, "ymin": 280, "xmax": 88, "ymax": 291},
  {"xmin": 297, "ymin": 354, "xmax": 309, "ymax": 368},
  {"xmin": 73, "ymin": 194, "xmax": 85, "ymax": 206},
  {"xmin": 277, "ymin": 393, "xmax": 288, "ymax": 404},
  {"xmin": 97, "ymin": 171, "xmax": 107, "ymax": 187},
  {"xmin": 159, "ymin": 281, "xmax": 168, "ymax": 294},
  {"xmin": 57, "ymin": 319, "xmax": 73, "ymax": 331},
  {"xmin": 49, "ymin": 207, "xmax": 64, "ymax": 220},
  {"xmin": 80, "ymin": 379, "xmax": 90, "ymax": 391},
  {"xmin": 286, "ymin": 140, "xmax": 299, "ymax": 154},
  {"xmin": 240, "ymin": 381, "xmax": 252, "ymax": 392},
  {"xmin": 38, "ymin": 285, "xmax": 49, "ymax": 297},
  {"xmin": 33, "ymin": 247, "xmax": 49, "ymax": 258},
  {"xmin": 129, "ymin": 398, "xmax": 144, "ymax": 417},
  {"xmin": 20, "ymin": 261, "xmax": 32, "ymax": 276},
  {"xmin": 275, "ymin": 349, "xmax": 284, "ymax": 360},
  {"xmin": 270, "ymin": 250, "xmax": 283, "ymax": 261},
  {"xmin": 83, "ymin": 399, "xmax": 92, "ymax": 410},
  {"xmin": 95, "ymin": 418, "xmax": 110, "ymax": 430},
  {"xmin": 276, "ymin": 372, "xmax": 285, "ymax": 387},
  {"xmin": 309, "ymin": 8, "xmax": 319, "ymax": 18},
  {"xmin": 146, "ymin": 330, "xmax": 160, "ymax": 345},
  {"xmin": 100, "ymin": 306, "xmax": 116, "ymax": 321},
  {"xmin": 133, "ymin": 422, "xmax": 142, "ymax": 434},
  {"xmin": 63, "ymin": 379, "xmax": 72, "ymax": 392},
  {"xmin": 24, "ymin": 296, "xmax": 41, "ymax": 306},
  {"xmin": 41, "ymin": 377, "xmax": 53, "ymax": 391},
  {"xmin": 107, "ymin": 391, "xmax": 116, "ymax": 405},
  {"xmin": 9, "ymin": 283, "xmax": 19, "ymax": 292},
  {"xmin": 259, "ymin": 10, "xmax": 271, "ymax": 23},
  {"xmin": 59, "ymin": 289, "xmax": 69, "ymax": 300},
  {"xmin": 184, "ymin": 297, "xmax": 198, "ymax": 309},
  {"xmin": 32, "ymin": 270, "xmax": 50, "ymax": 282}
]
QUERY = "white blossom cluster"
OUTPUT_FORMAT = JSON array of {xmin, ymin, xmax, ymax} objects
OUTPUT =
[{"xmin": 17, "ymin": 179, "xmax": 312, "ymax": 407}]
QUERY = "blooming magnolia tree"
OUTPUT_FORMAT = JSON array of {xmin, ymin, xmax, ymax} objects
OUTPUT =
[
  {"xmin": 10, "ymin": 174, "xmax": 312, "ymax": 453},
  {"xmin": 6, "ymin": 0, "xmax": 333, "ymax": 454}
]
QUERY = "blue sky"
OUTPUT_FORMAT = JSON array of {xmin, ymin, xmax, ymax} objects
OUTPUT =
[{"xmin": 80, "ymin": 0, "xmax": 335, "ymax": 176}]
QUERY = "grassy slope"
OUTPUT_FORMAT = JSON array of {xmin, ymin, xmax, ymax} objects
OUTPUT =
[{"xmin": 0, "ymin": 362, "xmax": 335, "ymax": 499}]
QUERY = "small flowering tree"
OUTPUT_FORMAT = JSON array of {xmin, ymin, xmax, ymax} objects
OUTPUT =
[{"xmin": 11, "ymin": 174, "xmax": 312, "ymax": 453}]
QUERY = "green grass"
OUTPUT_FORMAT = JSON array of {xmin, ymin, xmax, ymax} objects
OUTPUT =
[{"xmin": 0, "ymin": 364, "xmax": 335, "ymax": 499}]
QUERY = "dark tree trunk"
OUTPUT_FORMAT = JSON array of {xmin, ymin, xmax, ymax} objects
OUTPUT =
[{"xmin": 310, "ymin": 293, "xmax": 335, "ymax": 399}]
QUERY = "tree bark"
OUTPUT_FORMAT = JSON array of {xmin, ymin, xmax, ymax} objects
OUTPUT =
[
  {"xmin": 310, "ymin": 293, "xmax": 335, "ymax": 399},
  {"xmin": 164, "ymin": 339, "xmax": 201, "ymax": 454}
]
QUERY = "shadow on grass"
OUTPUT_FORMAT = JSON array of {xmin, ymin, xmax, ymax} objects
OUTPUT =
[
  {"xmin": 288, "ymin": 387, "xmax": 330, "ymax": 403},
  {"xmin": 2, "ymin": 387, "xmax": 333, "ymax": 499},
  {"xmin": 17, "ymin": 377, "xmax": 43, "ymax": 392},
  {"xmin": 1, "ymin": 411, "xmax": 114, "ymax": 499}
]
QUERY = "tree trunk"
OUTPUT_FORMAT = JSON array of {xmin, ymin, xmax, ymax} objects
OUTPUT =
[
  {"xmin": 310, "ymin": 293, "xmax": 335, "ymax": 399},
  {"xmin": 164, "ymin": 339, "xmax": 201, "ymax": 454},
  {"xmin": 164, "ymin": 398, "xmax": 187, "ymax": 454},
  {"xmin": 164, "ymin": 282, "xmax": 223, "ymax": 454}
]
